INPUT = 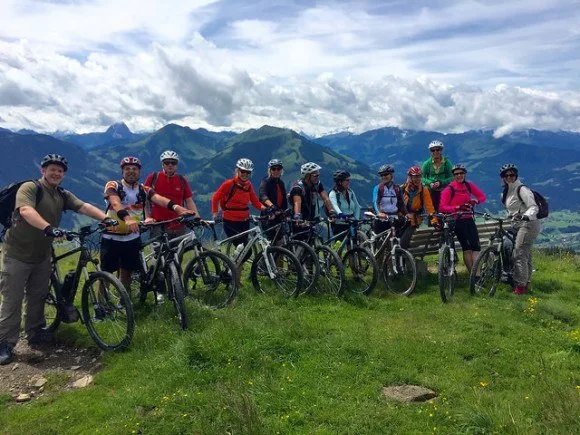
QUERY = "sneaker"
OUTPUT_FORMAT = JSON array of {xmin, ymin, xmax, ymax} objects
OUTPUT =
[
  {"xmin": 27, "ymin": 330, "xmax": 55, "ymax": 345},
  {"xmin": 514, "ymin": 285, "xmax": 527, "ymax": 295},
  {"xmin": 0, "ymin": 342, "xmax": 14, "ymax": 365},
  {"xmin": 156, "ymin": 292, "xmax": 165, "ymax": 304}
]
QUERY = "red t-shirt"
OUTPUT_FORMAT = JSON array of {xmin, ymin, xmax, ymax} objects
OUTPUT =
[{"xmin": 143, "ymin": 171, "xmax": 193, "ymax": 223}]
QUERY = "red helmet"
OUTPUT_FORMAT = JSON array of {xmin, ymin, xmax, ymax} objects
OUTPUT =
[
  {"xmin": 120, "ymin": 156, "xmax": 142, "ymax": 169},
  {"xmin": 407, "ymin": 165, "xmax": 422, "ymax": 176}
]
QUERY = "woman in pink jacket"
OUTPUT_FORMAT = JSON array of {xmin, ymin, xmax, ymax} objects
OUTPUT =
[{"xmin": 439, "ymin": 164, "xmax": 486, "ymax": 272}]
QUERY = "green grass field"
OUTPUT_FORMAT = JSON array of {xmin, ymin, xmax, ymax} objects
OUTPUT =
[{"xmin": 1, "ymin": 250, "xmax": 579, "ymax": 434}]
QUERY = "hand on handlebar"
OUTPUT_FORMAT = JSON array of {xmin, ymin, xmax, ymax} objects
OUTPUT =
[
  {"xmin": 100, "ymin": 218, "xmax": 118, "ymax": 228},
  {"xmin": 44, "ymin": 225, "xmax": 65, "ymax": 238}
]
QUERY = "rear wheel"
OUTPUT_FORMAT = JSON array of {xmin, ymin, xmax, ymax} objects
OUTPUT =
[
  {"xmin": 81, "ymin": 271, "xmax": 134, "ymax": 351},
  {"xmin": 314, "ymin": 245, "xmax": 345, "ymax": 296},
  {"xmin": 284, "ymin": 240, "xmax": 320, "ymax": 294},
  {"xmin": 183, "ymin": 250, "xmax": 238, "ymax": 309},
  {"xmin": 383, "ymin": 247, "xmax": 417, "ymax": 296},
  {"xmin": 166, "ymin": 262, "xmax": 188, "ymax": 330},
  {"xmin": 470, "ymin": 245, "xmax": 501, "ymax": 297},
  {"xmin": 438, "ymin": 246, "xmax": 455, "ymax": 303},
  {"xmin": 342, "ymin": 246, "xmax": 378, "ymax": 295},
  {"xmin": 42, "ymin": 274, "xmax": 61, "ymax": 333},
  {"xmin": 250, "ymin": 246, "xmax": 303, "ymax": 297}
]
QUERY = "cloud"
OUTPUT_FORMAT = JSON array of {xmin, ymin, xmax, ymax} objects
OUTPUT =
[{"xmin": 0, "ymin": 1, "xmax": 579, "ymax": 135}]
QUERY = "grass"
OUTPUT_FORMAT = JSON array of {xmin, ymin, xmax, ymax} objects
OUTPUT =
[{"xmin": 1, "ymin": 250, "xmax": 579, "ymax": 434}]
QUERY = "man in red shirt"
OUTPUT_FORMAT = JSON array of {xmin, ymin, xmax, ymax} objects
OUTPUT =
[{"xmin": 143, "ymin": 150, "xmax": 200, "ymax": 238}]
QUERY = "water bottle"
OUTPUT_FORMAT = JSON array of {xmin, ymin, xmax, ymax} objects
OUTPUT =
[{"xmin": 233, "ymin": 243, "xmax": 244, "ymax": 262}]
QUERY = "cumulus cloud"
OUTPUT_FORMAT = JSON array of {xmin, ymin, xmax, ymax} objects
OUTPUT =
[{"xmin": 0, "ymin": 0, "xmax": 579, "ymax": 135}]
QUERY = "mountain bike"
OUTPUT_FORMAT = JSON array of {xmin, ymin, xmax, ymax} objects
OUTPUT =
[
  {"xmin": 470, "ymin": 213, "xmax": 518, "ymax": 297},
  {"xmin": 359, "ymin": 212, "xmax": 417, "ymax": 296},
  {"xmin": 290, "ymin": 217, "xmax": 346, "ymax": 296},
  {"xmin": 218, "ymin": 215, "xmax": 304, "ymax": 297},
  {"xmin": 44, "ymin": 224, "xmax": 134, "ymax": 351},
  {"xmin": 324, "ymin": 216, "xmax": 378, "ymax": 295}
]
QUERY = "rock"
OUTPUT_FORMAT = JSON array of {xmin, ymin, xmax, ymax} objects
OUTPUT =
[
  {"xmin": 15, "ymin": 393, "xmax": 31, "ymax": 403},
  {"xmin": 382, "ymin": 385, "xmax": 437, "ymax": 403},
  {"xmin": 11, "ymin": 363, "xmax": 19, "ymax": 371},
  {"xmin": 30, "ymin": 375, "xmax": 48, "ymax": 388},
  {"xmin": 70, "ymin": 365, "xmax": 81, "ymax": 371},
  {"xmin": 72, "ymin": 375, "xmax": 93, "ymax": 389}
]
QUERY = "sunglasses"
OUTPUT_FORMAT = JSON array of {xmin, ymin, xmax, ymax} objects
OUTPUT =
[
  {"xmin": 430, "ymin": 148, "xmax": 442, "ymax": 152},
  {"xmin": 270, "ymin": 166, "xmax": 283, "ymax": 171},
  {"xmin": 240, "ymin": 169, "xmax": 252, "ymax": 175},
  {"xmin": 380, "ymin": 173, "xmax": 392, "ymax": 177},
  {"xmin": 503, "ymin": 172, "xmax": 517, "ymax": 178},
  {"xmin": 311, "ymin": 173, "xmax": 320, "ymax": 178},
  {"xmin": 453, "ymin": 172, "xmax": 466, "ymax": 176},
  {"xmin": 163, "ymin": 160, "xmax": 178, "ymax": 166}
]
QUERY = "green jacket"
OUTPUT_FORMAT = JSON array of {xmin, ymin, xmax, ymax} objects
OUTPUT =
[{"xmin": 421, "ymin": 156, "xmax": 454, "ymax": 190}]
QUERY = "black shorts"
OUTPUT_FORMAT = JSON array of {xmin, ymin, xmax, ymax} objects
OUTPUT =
[
  {"xmin": 454, "ymin": 218, "xmax": 481, "ymax": 252},
  {"xmin": 100, "ymin": 237, "xmax": 141, "ymax": 273},
  {"xmin": 223, "ymin": 219, "xmax": 250, "ymax": 245}
]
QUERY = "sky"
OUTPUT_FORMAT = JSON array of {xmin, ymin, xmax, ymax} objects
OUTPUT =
[{"xmin": 1, "ymin": 0, "xmax": 579, "ymax": 137}]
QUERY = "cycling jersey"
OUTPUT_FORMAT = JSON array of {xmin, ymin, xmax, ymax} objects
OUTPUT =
[
  {"xmin": 143, "ymin": 171, "xmax": 192, "ymax": 226},
  {"xmin": 289, "ymin": 180, "xmax": 325, "ymax": 221},
  {"xmin": 212, "ymin": 177, "xmax": 262, "ymax": 221},
  {"xmin": 372, "ymin": 183, "xmax": 404, "ymax": 215},
  {"xmin": 439, "ymin": 180, "xmax": 486, "ymax": 219},
  {"xmin": 421, "ymin": 157, "xmax": 454, "ymax": 189}
]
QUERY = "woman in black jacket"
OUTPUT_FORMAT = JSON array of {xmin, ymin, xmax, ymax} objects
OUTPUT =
[{"xmin": 259, "ymin": 159, "xmax": 287, "ymax": 243}]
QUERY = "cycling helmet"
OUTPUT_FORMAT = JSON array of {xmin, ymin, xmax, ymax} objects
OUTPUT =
[
  {"xmin": 160, "ymin": 150, "xmax": 179, "ymax": 162},
  {"xmin": 333, "ymin": 170, "xmax": 351, "ymax": 182},
  {"xmin": 499, "ymin": 163, "xmax": 519, "ymax": 177},
  {"xmin": 236, "ymin": 158, "xmax": 254, "ymax": 172},
  {"xmin": 120, "ymin": 156, "xmax": 142, "ymax": 169},
  {"xmin": 268, "ymin": 159, "xmax": 283, "ymax": 168},
  {"xmin": 452, "ymin": 163, "xmax": 467, "ymax": 174},
  {"xmin": 41, "ymin": 154, "xmax": 68, "ymax": 172},
  {"xmin": 301, "ymin": 162, "xmax": 322, "ymax": 175},
  {"xmin": 428, "ymin": 140, "xmax": 444, "ymax": 150},
  {"xmin": 377, "ymin": 164, "xmax": 394, "ymax": 175},
  {"xmin": 407, "ymin": 165, "xmax": 422, "ymax": 176}
]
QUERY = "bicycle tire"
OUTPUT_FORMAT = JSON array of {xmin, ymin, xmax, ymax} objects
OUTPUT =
[
  {"xmin": 383, "ymin": 247, "xmax": 417, "ymax": 296},
  {"xmin": 342, "ymin": 246, "xmax": 379, "ymax": 295},
  {"xmin": 42, "ymin": 274, "xmax": 61, "ymax": 333},
  {"xmin": 470, "ymin": 245, "xmax": 501, "ymax": 297},
  {"xmin": 81, "ymin": 271, "xmax": 135, "ymax": 351},
  {"xmin": 250, "ymin": 246, "xmax": 303, "ymax": 297},
  {"xmin": 183, "ymin": 250, "xmax": 238, "ymax": 309},
  {"xmin": 166, "ymin": 262, "xmax": 188, "ymax": 330},
  {"xmin": 314, "ymin": 245, "xmax": 346, "ymax": 296},
  {"xmin": 438, "ymin": 246, "xmax": 455, "ymax": 303},
  {"xmin": 284, "ymin": 240, "xmax": 320, "ymax": 294}
]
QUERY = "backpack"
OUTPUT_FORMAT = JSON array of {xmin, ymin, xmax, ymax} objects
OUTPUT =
[
  {"xmin": 517, "ymin": 185, "xmax": 549, "ymax": 219},
  {"xmin": 0, "ymin": 180, "xmax": 66, "ymax": 235},
  {"xmin": 150, "ymin": 172, "xmax": 187, "ymax": 203},
  {"xmin": 376, "ymin": 183, "xmax": 401, "ymax": 212},
  {"xmin": 448, "ymin": 182, "xmax": 472, "ymax": 200}
]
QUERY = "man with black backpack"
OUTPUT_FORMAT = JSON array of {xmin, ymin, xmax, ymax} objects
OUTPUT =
[
  {"xmin": 0, "ymin": 154, "xmax": 116, "ymax": 365},
  {"xmin": 143, "ymin": 150, "xmax": 199, "ymax": 239}
]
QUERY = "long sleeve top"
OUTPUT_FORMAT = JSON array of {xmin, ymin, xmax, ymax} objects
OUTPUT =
[
  {"xmin": 401, "ymin": 182, "xmax": 436, "ymax": 227},
  {"xmin": 329, "ymin": 188, "xmax": 361, "ymax": 219},
  {"xmin": 211, "ymin": 177, "xmax": 263, "ymax": 221},
  {"xmin": 502, "ymin": 179, "xmax": 539, "ymax": 221},
  {"xmin": 439, "ymin": 180, "xmax": 486, "ymax": 219},
  {"xmin": 421, "ymin": 157, "xmax": 454, "ymax": 189}
]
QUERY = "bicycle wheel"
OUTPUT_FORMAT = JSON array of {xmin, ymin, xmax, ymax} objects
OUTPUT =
[
  {"xmin": 314, "ymin": 245, "xmax": 346, "ymax": 296},
  {"xmin": 284, "ymin": 240, "xmax": 320, "ymax": 294},
  {"xmin": 470, "ymin": 245, "xmax": 501, "ymax": 297},
  {"xmin": 438, "ymin": 246, "xmax": 455, "ymax": 303},
  {"xmin": 81, "ymin": 271, "xmax": 134, "ymax": 351},
  {"xmin": 383, "ymin": 247, "xmax": 417, "ymax": 296},
  {"xmin": 342, "ymin": 246, "xmax": 378, "ymax": 295},
  {"xmin": 250, "ymin": 246, "xmax": 303, "ymax": 297},
  {"xmin": 183, "ymin": 250, "xmax": 238, "ymax": 309},
  {"xmin": 42, "ymin": 274, "xmax": 61, "ymax": 333},
  {"xmin": 166, "ymin": 262, "xmax": 188, "ymax": 330}
]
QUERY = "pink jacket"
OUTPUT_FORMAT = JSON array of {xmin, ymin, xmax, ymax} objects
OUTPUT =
[{"xmin": 439, "ymin": 180, "xmax": 486, "ymax": 219}]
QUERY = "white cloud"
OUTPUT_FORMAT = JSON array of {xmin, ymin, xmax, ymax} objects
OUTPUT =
[{"xmin": 0, "ymin": 0, "xmax": 579, "ymax": 135}]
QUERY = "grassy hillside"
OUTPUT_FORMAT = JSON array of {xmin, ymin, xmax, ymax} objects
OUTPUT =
[{"xmin": 1, "ymin": 250, "xmax": 578, "ymax": 433}]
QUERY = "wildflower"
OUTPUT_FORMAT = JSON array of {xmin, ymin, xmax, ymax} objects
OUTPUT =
[
  {"xmin": 248, "ymin": 380, "xmax": 253, "ymax": 385},
  {"xmin": 480, "ymin": 381, "xmax": 488, "ymax": 387}
]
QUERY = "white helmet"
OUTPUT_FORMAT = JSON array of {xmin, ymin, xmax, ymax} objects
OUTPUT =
[
  {"xmin": 428, "ymin": 140, "xmax": 444, "ymax": 150},
  {"xmin": 236, "ymin": 158, "xmax": 254, "ymax": 172},
  {"xmin": 301, "ymin": 162, "xmax": 322, "ymax": 175},
  {"xmin": 160, "ymin": 150, "xmax": 179, "ymax": 162}
]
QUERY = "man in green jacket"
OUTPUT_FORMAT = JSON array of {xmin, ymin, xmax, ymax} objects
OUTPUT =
[{"xmin": 421, "ymin": 140, "xmax": 454, "ymax": 211}]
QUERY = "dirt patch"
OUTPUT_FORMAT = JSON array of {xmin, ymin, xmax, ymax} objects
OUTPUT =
[
  {"xmin": 382, "ymin": 384, "xmax": 438, "ymax": 403},
  {"xmin": 0, "ymin": 340, "xmax": 103, "ymax": 403}
]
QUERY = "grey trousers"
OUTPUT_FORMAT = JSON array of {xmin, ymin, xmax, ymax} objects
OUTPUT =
[
  {"xmin": 513, "ymin": 220, "xmax": 541, "ymax": 286},
  {"xmin": 0, "ymin": 254, "xmax": 52, "ymax": 345}
]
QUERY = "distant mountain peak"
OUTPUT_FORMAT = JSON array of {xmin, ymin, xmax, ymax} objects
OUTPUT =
[{"xmin": 105, "ymin": 122, "xmax": 132, "ymax": 139}]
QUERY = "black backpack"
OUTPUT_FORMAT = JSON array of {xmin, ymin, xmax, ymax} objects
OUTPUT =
[{"xmin": 0, "ymin": 180, "xmax": 66, "ymax": 235}]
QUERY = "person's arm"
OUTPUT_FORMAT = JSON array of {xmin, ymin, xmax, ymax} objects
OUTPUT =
[
  {"xmin": 372, "ymin": 185, "xmax": 380, "ymax": 214},
  {"xmin": 107, "ymin": 192, "xmax": 139, "ymax": 233},
  {"xmin": 258, "ymin": 179, "xmax": 272, "ymax": 206},
  {"xmin": 352, "ymin": 190, "xmax": 361, "ymax": 219},
  {"xmin": 18, "ymin": 206, "xmax": 52, "ymax": 231},
  {"xmin": 421, "ymin": 161, "xmax": 434, "ymax": 186},
  {"xmin": 150, "ymin": 192, "xmax": 193, "ymax": 216},
  {"xmin": 77, "ymin": 203, "xmax": 109, "ymax": 221},
  {"xmin": 184, "ymin": 197, "xmax": 200, "ymax": 217},
  {"xmin": 328, "ymin": 190, "xmax": 342, "ymax": 214},
  {"xmin": 519, "ymin": 186, "xmax": 539, "ymax": 221},
  {"xmin": 438, "ymin": 186, "xmax": 455, "ymax": 213},
  {"xmin": 440, "ymin": 159, "xmax": 454, "ymax": 185},
  {"xmin": 211, "ymin": 181, "xmax": 228, "ymax": 217},
  {"xmin": 469, "ymin": 182, "xmax": 486, "ymax": 205},
  {"xmin": 319, "ymin": 190, "xmax": 335, "ymax": 215}
]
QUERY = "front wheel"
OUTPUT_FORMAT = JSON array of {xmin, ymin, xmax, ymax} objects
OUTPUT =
[
  {"xmin": 314, "ymin": 245, "xmax": 346, "ymax": 296},
  {"xmin": 183, "ymin": 250, "xmax": 238, "ymax": 309},
  {"xmin": 438, "ymin": 246, "xmax": 455, "ymax": 303},
  {"xmin": 250, "ymin": 246, "xmax": 303, "ymax": 297},
  {"xmin": 81, "ymin": 271, "xmax": 134, "ymax": 351},
  {"xmin": 383, "ymin": 247, "xmax": 417, "ymax": 296},
  {"xmin": 166, "ymin": 262, "xmax": 188, "ymax": 330},
  {"xmin": 470, "ymin": 245, "xmax": 501, "ymax": 297},
  {"xmin": 342, "ymin": 246, "xmax": 378, "ymax": 295}
]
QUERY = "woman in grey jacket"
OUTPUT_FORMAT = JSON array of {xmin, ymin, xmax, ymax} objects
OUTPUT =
[{"xmin": 499, "ymin": 164, "xmax": 541, "ymax": 295}]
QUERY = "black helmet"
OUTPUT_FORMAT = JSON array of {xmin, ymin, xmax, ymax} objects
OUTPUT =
[
  {"xmin": 268, "ymin": 159, "xmax": 283, "ymax": 168},
  {"xmin": 333, "ymin": 170, "xmax": 351, "ymax": 182},
  {"xmin": 452, "ymin": 163, "xmax": 467, "ymax": 174},
  {"xmin": 41, "ymin": 154, "xmax": 68, "ymax": 172},
  {"xmin": 377, "ymin": 164, "xmax": 394, "ymax": 175},
  {"xmin": 499, "ymin": 163, "xmax": 519, "ymax": 177}
]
